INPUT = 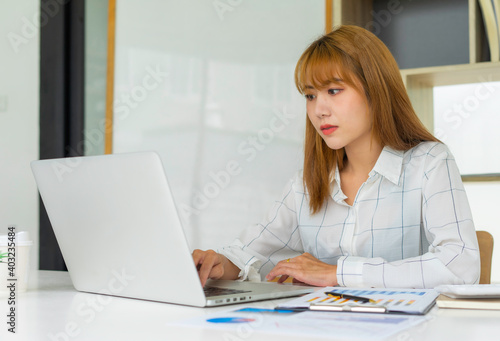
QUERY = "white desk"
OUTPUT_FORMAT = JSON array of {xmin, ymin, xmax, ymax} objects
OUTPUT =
[{"xmin": 1, "ymin": 271, "xmax": 500, "ymax": 340}]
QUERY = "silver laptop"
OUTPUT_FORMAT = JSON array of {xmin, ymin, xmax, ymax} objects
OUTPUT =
[{"xmin": 31, "ymin": 152, "xmax": 314, "ymax": 307}]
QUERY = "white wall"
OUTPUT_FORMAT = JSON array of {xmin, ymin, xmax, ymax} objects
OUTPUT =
[
  {"xmin": 0, "ymin": 1, "xmax": 39, "ymax": 276},
  {"xmin": 434, "ymin": 84, "xmax": 500, "ymax": 283}
]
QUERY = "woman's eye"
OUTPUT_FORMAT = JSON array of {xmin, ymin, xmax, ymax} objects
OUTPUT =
[
  {"xmin": 305, "ymin": 94, "xmax": 316, "ymax": 101},
  {"xmin": 328, "ymin": 88, "xmax": 342, "ymax": 95}
]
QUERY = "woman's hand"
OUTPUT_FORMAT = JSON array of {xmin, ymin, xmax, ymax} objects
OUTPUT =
[
  {"xmin": 192, "ymin": 249, "xmax": 240, "ymax": 287},
  {"xmin": 265, "ymin": 252, "xmax": 338, "ymax": 287}
]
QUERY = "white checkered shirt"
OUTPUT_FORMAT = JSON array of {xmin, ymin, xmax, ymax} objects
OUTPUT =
[{"xmin": 220, "ymin": 142, "xmax": 480, "ymax": 288}]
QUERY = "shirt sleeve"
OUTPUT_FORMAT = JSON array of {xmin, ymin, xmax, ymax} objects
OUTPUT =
[
  {"xmin": 218, "ymin": 175, "xmax": 304, "ymax": 281},
  {"xmin": 337, "ymin": 143, "xmax": 480, "ymax": 288}
]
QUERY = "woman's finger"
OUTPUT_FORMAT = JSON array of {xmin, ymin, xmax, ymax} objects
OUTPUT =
[{"xmin": 193, "ymin": 249, "xmax": 223, "ymax": 286}]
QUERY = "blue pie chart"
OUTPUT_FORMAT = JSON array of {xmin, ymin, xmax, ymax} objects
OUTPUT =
[{"xmin": 207, "ymin": 317, "xmax": 256, "ymax": 324}]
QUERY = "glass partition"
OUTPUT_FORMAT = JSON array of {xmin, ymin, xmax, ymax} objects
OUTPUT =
[{"xmin": 112, "ymin": 0, "xmax": 325, "ymax": 249}]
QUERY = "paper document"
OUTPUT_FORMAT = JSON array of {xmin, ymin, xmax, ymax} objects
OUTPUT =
[
  {"xmin": 435, "ymin": 284, "xmax": 500, "ymax": 311},
  {"xmin": 172, "ymin": 307, "xmax": 429, "ymax": 340},
  {"xmin": 436, "ymin": 295, "xmax": 500, "ymax": 310},
  {"xmin": 276, "ymin": 287, "xmax": 439, "ymax": 315},
  {"xmin": 435, "ymin": 284, "xmax": 500, "ymax": 299}
]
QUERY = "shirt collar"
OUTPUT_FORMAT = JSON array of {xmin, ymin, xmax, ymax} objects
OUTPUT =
[
  {"xmin": 369, "ymin": 146, "xmax": 404, "ymax": 186},
  {"xmin": 331, "ymin": 145, "xmax": 404, "ymax": 188},
  {"xmin": 331, "ymin": 166, "xmax": 347, "ymax": 203}
]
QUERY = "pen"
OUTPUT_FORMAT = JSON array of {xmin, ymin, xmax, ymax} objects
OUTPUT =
[{"xmin": 324, "ymin": 291, "xmax": 376, "ymax": 303}]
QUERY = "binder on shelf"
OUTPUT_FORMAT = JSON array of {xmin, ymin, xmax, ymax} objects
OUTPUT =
[
  {"xmin": 479, "ymin": 0, "xmax": 500, "ymax": 61},
  {"xmin": 494, "ymin": 0, "xmax": 500, "ymax": 57}
]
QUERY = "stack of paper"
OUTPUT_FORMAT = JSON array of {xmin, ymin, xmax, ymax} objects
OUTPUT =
[
  {"xmin": 173, "ymin": 307, "xmax": 430, "ymax": 341},
  {"xmin": 435, "ymin": 284, "xmax": 500, "ymax": 310}
]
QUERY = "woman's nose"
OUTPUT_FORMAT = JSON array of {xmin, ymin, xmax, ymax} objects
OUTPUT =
[{"xmin": 314, "ymin": 93, "xmax": 331, "ymax": 117}]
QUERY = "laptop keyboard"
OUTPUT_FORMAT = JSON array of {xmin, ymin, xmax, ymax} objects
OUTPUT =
[{"xmin": 204, "ymin": 286, "xmax": 250, "ymax": 297}]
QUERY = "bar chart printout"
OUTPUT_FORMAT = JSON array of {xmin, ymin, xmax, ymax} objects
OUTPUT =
[{"xmin": 276, "ymin": 287, "xmax": 439, "ymax": 315}]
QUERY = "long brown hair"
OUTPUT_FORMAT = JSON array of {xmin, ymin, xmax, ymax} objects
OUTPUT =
[{"xmin": 295, "ymin": 25, "xmax": 438, "ymax": 214}]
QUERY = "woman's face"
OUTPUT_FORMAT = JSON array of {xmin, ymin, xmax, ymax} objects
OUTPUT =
[{"xmin": 304, "ymin": 77, "xmax": 373, "ymax": 152}]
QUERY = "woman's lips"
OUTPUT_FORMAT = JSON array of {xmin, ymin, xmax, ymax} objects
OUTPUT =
[{"xmin": 320, "ymin": 124, "xmax": 338, "ymax": 135}]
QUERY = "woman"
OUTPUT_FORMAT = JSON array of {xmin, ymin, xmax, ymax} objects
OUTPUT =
[{"xmin": 193, "ymin": 25, "xmax": 480, "ymax": 289}]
